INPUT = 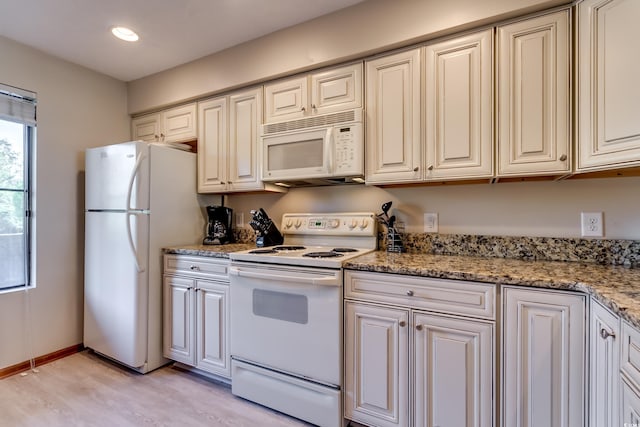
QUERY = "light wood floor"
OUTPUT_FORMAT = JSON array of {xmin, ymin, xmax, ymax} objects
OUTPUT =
[{"xmin": 0, "ymin": 350, "xmax": 310, "ymax": 426}]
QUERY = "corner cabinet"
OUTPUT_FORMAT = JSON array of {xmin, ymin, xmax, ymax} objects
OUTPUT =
[
  {"xmin": 496, "ymin": 10, "xmax": 571, "ymax": 177},
  {"xmin": 424, "ymin": 29, "xmax": 494, "ymax": 181},
  {"xmin": 131, "ymin": 103, "xmax": 197, "ymax": 144},
  {"xmin": 163, "ymin": 254, "xmax": 231, "ymax": 379},
  {"xmin": 344, "ymin": 270, "xmax": 496, "ymax": 427},
  {"xmin": 577, "ymin": 0, "xmax": 640, "ymax": 171},
  {"xmin": 197, "ymin": 87, "xmax": 285, "ymax": 193},
  {"xmin": 263, "ymin": 62, "xmax": 362, "ymax": 123},
  {"xmin": 365, "ymin": 49, "xmax": 421, "ymax": 184},
  {"xmin": 502, "ymin": 286, "xmax": 585, "ymax": 427}
]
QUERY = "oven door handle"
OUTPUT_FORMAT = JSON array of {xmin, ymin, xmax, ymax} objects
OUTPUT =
[{"xmin": 229, "ymin": 267, "xmax": 340, "ymax": 286}]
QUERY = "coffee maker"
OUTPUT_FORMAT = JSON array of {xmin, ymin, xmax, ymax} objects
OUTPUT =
[{"xmin": 203, "ymin": 205, "xmax": 234, "ymax": 245}]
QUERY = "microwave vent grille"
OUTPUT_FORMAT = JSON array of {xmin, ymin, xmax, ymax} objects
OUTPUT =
[{"xmin": 263, "ymin": 110, "xmax": 356, "ymax": 135}]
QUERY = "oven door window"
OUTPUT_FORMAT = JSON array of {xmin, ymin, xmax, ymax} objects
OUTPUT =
[{"xmin": 252, "ymin": 289, "xmax": 308, "ymax": 324}]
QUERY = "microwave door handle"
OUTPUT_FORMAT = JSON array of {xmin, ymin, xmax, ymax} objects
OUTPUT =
[{"xmin": 325, "ymin": 127, "xmax": 334, "ymax": 173}]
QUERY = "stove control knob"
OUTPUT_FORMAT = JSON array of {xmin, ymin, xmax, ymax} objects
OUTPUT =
[
  {"xmin": 294, "ymin": 219, "xmax": 302, "ymax": 228},
  {"xmin": 348, "ymin": 219, "xmax": 358, "ymax": 229},
  {"xmin": 285, "ymin": 219, "xmax": 293, "ymax": 229},
  {"xmin": 359, "ymin": 219, "xmax": 369, "ymax": 229},
  {"xmin": 329, "ymin": 219, "xmax": 340, "ymax": 228}
]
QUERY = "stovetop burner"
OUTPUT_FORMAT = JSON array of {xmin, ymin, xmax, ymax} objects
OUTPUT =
[
  {"xmin": 249, "ymin": 248, "xmax": 278, "ymax": 254},
  {"xmin": 303, "ymin": 251, "xmax": 345, "ymax": 259},
  {"xmin": 273, "ymin": 245, "xmax": 306, "ymax": 251},
  {"xmin": 331, "ymin": 247, "xmax": 358, "ymax": 253}
]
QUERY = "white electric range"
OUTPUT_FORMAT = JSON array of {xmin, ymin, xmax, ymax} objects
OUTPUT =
[{"xmin": 228, "ymin": 212, "xmax": 377, "ymax": 427}]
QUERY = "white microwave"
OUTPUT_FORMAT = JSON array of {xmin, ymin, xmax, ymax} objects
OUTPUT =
[{"xmin": 260, "ymin": 109, "xmax": 364, "ymax": 186}]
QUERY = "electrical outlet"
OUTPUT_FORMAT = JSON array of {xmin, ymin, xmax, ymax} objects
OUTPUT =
[
  {"xmin": 581, "ymin": 212, "xmax": 603, "ymax": 237},
  {"xmin": 236, "ymin": 212, "xmax": 244, "ymax": 228},
  {"xmin": 423, "ymin": 213, "xmax": 438, "ymax": 233}
]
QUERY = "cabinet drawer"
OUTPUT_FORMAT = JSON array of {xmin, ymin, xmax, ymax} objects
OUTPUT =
[
  {"xmin": 344, "ymin": 270, "xmax": 495, "ymax": 320},
  {"xmin": 164, "ymin": 254, "xmax": 229, "ymax": 280},
  {"xmin": 622, "ymin": 320, "xmax": 640, "ymax": 390}
]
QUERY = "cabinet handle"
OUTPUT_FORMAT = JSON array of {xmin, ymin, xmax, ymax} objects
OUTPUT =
[
  {"xmin": 416, "ymin": 324, "xmax": 423, "ymax": 331},
  {"xmin": 600, "ymin": 328, "xmax": 616, "ymax": 340},
  {"xmin": 154, "ymin": 134, "xmax": 160, "ymax": 140},
  {"xmin": 560, "ymin": 154, "xmax": 567, "ymax": 161},
  {"xmin": 311, "ymin": 104, "xmax": 317, "ymax": 110},
  {"xmin": 301, "ymin": 107, "xmax": 306, "ymax": 112},
  {"xmin": 427, "ymin": 165, "xmax": 434, "ymax": 171},
  {"xmin": 413, "ymin": 167, "xmax": 419, "ymax": 172},
  {"xmin": 399, "ymin": 321, "xmax": 406, "ymax": 327},
  {"xmin": 221, "ymin": 181, "xmax": 226, "ymax": 185},
  {"xmin": 406, "ymin": 290, "xmax": 414, "ymax": 296},
  {"xmin": 189, "ymin": 265, "xmax": 200, "ymax": 271}
]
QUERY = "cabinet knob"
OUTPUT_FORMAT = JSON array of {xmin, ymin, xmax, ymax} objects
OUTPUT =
[
  {"xmin": 416, "ymin": 324, "xmax": 423, "ymax": 331},
  {"xmin": 301, "ymin": 106, "xmax": 306, "ymax": 112},
  {"xmin": 189, "ymin": 265, "xmax": 200, "ymax": 271},
  {"xmin": 427, "ymin": 165, "xmax": 434, "ymax": 171},
  {"xmin": 600, "ymin": 328, "xmax": 616, "ymax": 340},
  {"xmin": 413, "ymin": 167, "xmax": 419, "ymax": 172},
  {"xmin": 559, "ymin": 154, "xmax": 567, "ymax": 161},
  {"xmin": 311, "ymin": 104, "xmax": 317, "ymax": 110},
  {"xmin": 406, "ymin": 290, "xmax": 414, "ymax": 296},
  {"xmin": 399, "ymin": 320, "xmax": 406, "ymax": 327}
]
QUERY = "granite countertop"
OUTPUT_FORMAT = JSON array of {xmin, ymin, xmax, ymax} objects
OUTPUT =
[
  {"xmin": 164, "ymin": 243, "xmax": 255, "ymax": 258},
  {"xmin": 344, "ymin": 251, "xmax": 640, "ymax": 330}
]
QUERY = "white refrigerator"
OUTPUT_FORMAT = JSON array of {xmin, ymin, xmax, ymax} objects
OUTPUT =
[{"xmin": 84, "ymin": 141, "xmax": 204, "ymax": 373}]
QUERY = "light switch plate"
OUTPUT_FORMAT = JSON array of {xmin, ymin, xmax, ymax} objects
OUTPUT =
[{"xmin": 423, "ymin": 213, "xmax": 438, "ymax": 233}]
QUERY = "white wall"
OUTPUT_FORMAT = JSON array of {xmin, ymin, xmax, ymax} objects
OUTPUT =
[
  {"xmin": 210, "ymin": 176, "xmax": 640, "ymax": 240},
  {"xmin": 0, "ymin": 36, "xmax": 129, "ymax": 369},
  {"xmin": 127, "ymin": 0, "xmax": 568, "ymax": 113}
]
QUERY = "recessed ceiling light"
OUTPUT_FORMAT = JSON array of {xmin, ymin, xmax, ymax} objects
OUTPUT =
[{"xmin": 111, "ymin": 26, "xmax": 139, "ymax": 42}]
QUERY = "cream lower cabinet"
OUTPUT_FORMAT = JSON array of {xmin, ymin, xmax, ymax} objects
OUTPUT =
[
  {"xmin": 502, "ymin": 287, "xmax": 585, "ymax": 427},
  {"xmin": 589, "ymin": 299, "xmax": 620, "ymax": 427},
  {"xmin": 344, "ymin": 270, "xmax": 496, "ymax": 427},
  {"xmin": 577, "ymin": 0, "xmax": 640, "ymax": 171},
  {"xmin": 163, "ymin": 255, "xmax": 231, "ymax": 379},
  {"xmin": 621, "ymin": 320, "xmax": 640, "ymax": 424}
]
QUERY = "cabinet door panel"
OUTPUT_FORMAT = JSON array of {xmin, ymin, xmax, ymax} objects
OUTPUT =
[
  {"xmin": 503, "ymin": 287, "xmax": 585, "ymax": 427},
  {"xmin": 196, "ymin": 281, "xmax": 230, "ymax": 377},
  {"xmin": 589, "ymin": 300, "xmax": 620, "ymax": 427},
  {"xmin": 264, "ymin": 76, "xmax": 307, "ymax": 123},
  {"xmin": 197, "ymin": 97, "xmax": 227, "ymax": 193},
  {"xmin": 131, "ymin": 113, "xmax": 160, "ymax": 142},
  {"xmin": 414, "ymin": 312, "xmax": 494, "ymax": 427},
  {"xmin": 622, "ymin": 378, "xmax": 640, "ymax": 425},
  {"xmin": 498, "ymin": 10, "xmax": 570, "ymax": 176},
  {"xmin": 163, "ymin": 276, "xmax": 195, "ymax": 365},
  {"xmin": 229, "ymin": 88, "xmax": 263, "ymax": 191},
  {"xmin": 344, "ymin": 302, "xmax": 409, "ymax": 427},
  {"xmin": 425, "ymin": 29, "xmax": 493, "ymax": 180},
  {"xmin": 163, "ymin": 104, "xmax": 197, "ymax": 143},
  {"xmin": 365, "ymin": 49, "xmax": 421, "ymax": 184},
  {"xmin": 578, "ymin": 0, "xmax": 640, "ymax": 170},
  {"xmin": 311, "ymin": 63, "xmax": 362, "ymax": 115}
]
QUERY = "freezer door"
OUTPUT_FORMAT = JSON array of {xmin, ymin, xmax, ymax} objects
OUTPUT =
[
  {"xmin": 84, "ymin": 210, "xmax": 150, "ymax": 369},
  {"xmin": 85, "ymin": 141, "xmax": 150, "ymax": 211}
]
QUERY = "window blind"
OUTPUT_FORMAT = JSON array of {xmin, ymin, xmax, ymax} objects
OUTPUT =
[{"xmin": 0, "ymin": 83, "xmax": 36, "ymax": 126}]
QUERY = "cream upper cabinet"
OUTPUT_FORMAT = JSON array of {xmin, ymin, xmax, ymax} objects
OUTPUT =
[
  {"xmin": 497, "ymin": 10, "xmax": 571, "ymax": 177},
  {"xmin": 198, "ymin": 88, "xmax": 284, "ymax": 194},
  {"xmin": 502, "ymin": 287, "xmax": 585, "ymax": 427},
  {"xmin": 365, "ymin": 49, "xmax": 421, "ymax": 184},
  {"xmin": 197, "ymin": 97, "xmax": 228, "ymax": 193},
  {"xmin": 132, "ymin": 103, "xmax": 197, "ymax": 144},
  {"xmin": 424, "ymin": 29, "xmax": 494, "ymax": 180},
  {"xmin": 264, "ymin": 62, "xmax": 362, "ymax": 123},
  {"xmin": 577, "ymin": 0, "xmax": 640, "ymax": 171}
]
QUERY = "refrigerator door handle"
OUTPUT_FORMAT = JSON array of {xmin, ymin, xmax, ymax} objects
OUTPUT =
[
  {"xmin": 126, "ymin": 151, "xmax": 145, "ymax": 211},
  {"xmin": 126, "ymin": 212, "xmax": 145, "ymax": 273}
]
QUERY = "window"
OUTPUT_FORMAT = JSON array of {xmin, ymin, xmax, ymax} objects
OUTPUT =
[{"xmin": 0, "ymin": 83, "xmax": 35, "ymax": 291}]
